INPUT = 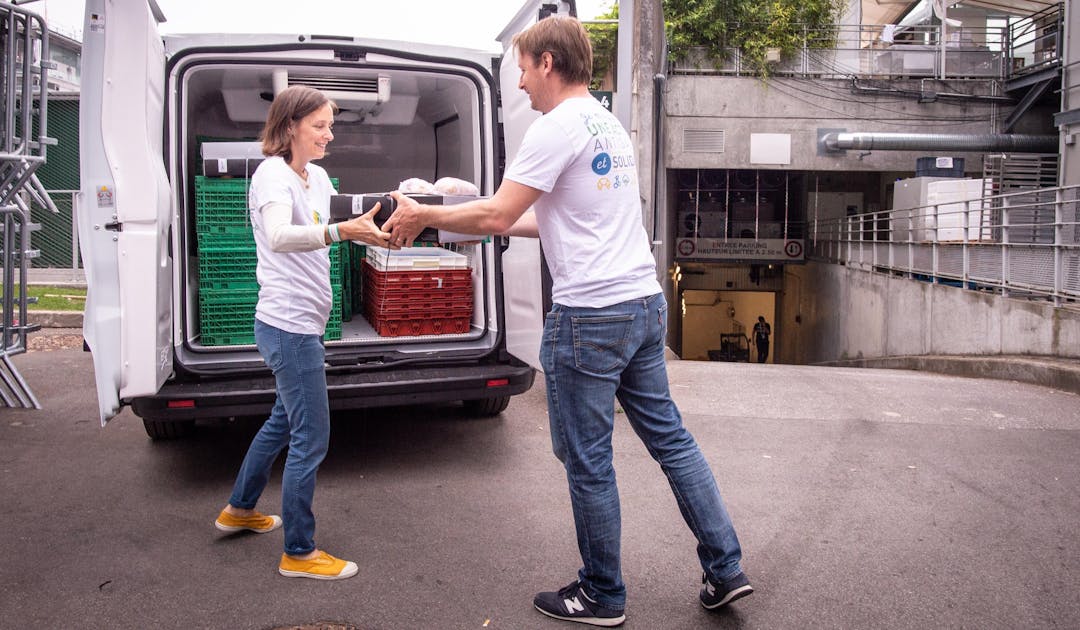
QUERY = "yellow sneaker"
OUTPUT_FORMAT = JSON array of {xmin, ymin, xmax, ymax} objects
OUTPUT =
[
  {"xmin": 278, "ymin": 550, "xmax": 359, "ymax": 581},
  {"xmin": 214, "ymin": 509, "xmax": 282, "ymax": 534}
]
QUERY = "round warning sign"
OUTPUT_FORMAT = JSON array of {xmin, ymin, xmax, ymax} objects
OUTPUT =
[
  {"xmin": 784, "ymin": 240, "xmax": 803, "ymax": 258},
  {"xmin": 677, "ymin": 239, "xmax": 696, "ymax": 257}
]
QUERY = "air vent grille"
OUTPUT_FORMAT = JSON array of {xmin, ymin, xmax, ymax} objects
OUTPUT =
[
  {"xmin": 288, "ymin": 76, "xmax": 382, "ymax": 93},
  {"xmin": 683, "ymin": 129, "xmax": 725, "ymax": 153}
]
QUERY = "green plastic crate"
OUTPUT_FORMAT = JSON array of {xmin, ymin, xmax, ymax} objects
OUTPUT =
[
  {"xmin": 199, "ymin": 287, "xmax": 258, "ymax": 347},
  {"xmin": 335, "ymin": 242, "xmax": 352, "ymax": 322},
  {"xmin": 202, "ymin": 331, "xmax": 257, "ymax": 346},
  {"xmin": 194, "ymin": 177, "xmax": 251, "ymax": 236},
  {"xmin": 198, "ymin": 242, "xmax": 258, "ymax": 290},
  {"xmin": 194, "ymin": 176, "xmax": 339, "ymax": 236},
  {"xmin": 194, "ymin": 179, "xmax": 345, "ymax": 346}
]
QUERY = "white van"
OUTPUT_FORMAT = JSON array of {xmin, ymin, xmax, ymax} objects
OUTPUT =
[{"xmin": 76, "ymin": 0, "xmax": 575, "ymax": 438}]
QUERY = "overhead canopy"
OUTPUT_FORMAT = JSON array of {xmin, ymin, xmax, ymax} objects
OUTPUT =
[
  {"xmin": 861, "ymin": 0, "xmax": 1061, "ymax": 26},
  {"xmin": 957, "ymin": 0, "xmax": 1060, "ymax": 14}
]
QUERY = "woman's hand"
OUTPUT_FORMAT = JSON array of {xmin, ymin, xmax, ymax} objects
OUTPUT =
[{"xmin": 336, "ymin": 203, "xmax": 395, "ymax": 249}]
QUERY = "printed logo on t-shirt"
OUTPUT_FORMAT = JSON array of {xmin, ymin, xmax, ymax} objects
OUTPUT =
[
  {"xmin": 312, "ymin": 210, "xmax": 321, "ymax": 224},
  {"xmin": 582, "ymin": 110, "xmax": 636, "ymax": 193},
  {"xmin": 592, "ymin": 153, "xmax": 612, "ymax": 175}
]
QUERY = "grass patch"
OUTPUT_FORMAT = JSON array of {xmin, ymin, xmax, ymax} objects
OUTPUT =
[{"xmin": 4, "ymin": 285, "xmax": 87, "ymax": 311}]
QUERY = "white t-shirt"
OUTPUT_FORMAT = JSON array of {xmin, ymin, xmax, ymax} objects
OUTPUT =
[
  {"xmin": 504, "ymin": 96, "xmax": 661, "ymax": 308},
  {"xmin": 249, "ymin": 156, "xmax": 335, "ymax": 335}
]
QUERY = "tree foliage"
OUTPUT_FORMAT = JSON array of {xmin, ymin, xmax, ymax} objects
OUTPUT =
[
  {"xmin": 584, "ymin": 3, "xmax": 620, "ymax": 89},
  {"xmin": 664, "ymin": 0, "xmax": 845, "ymax": 77}
]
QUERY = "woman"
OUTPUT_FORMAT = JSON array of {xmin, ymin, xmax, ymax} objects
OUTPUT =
[{"xmin": 213, "ymin": 85, "xmax": 390, "ymax": 580}]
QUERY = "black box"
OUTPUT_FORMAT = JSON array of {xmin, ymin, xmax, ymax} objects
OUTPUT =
[
  {"xmin": 200, "ymin": 141, "xmax": 264, "ymax": 177},
  {"xmin": 330, "ymin": 193, "xmax": 484, "ymax": 243},
  {"xmin": 202, "ymin": 157, "xmax": 264, "ymax": 177}
]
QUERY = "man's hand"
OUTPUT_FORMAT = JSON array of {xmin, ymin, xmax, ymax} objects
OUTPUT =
[{"xmin": 384, "ymin": 192, "xmax": 426, "ymax": 248}]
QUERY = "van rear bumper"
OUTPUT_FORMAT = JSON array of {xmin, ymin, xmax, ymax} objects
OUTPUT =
[{"xmin": 130, "ymin": 362, "xmax": 535, "ymax": 421}]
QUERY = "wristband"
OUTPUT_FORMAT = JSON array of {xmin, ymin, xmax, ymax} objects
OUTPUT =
[{"xmin": 328, "ymin": 223, "xmax": 342, "ymax": 243}]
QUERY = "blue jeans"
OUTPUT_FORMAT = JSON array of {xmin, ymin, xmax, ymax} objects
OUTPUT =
[
  {"xmin": 541, "ymin": 293, "xmax": 744, "ymax": 610},
  {"xmin": 228, "ymin": 319, "xmax": 330, "ymax": 556}
]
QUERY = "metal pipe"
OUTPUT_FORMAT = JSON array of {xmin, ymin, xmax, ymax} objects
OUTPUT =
[
  {"xmin": 652, "ymin": 72, "xmax": 665, "ymax": 251},
  {"xmin": 823, "ymin": 132, "xmax": 1059, "ymax": 153}
]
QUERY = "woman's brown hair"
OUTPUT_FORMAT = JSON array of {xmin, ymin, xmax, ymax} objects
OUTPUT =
[
  {"xmin": 259, "ymin": 85, "xmax": 338, "ymax": 163},
  {"xmin": 512, "ymin": 15, "xmax": 593, "ymax": 86}
]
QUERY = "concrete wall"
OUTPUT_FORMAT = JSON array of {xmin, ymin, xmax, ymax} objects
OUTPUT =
[
  {"xmin": 779, "ymin": 262, "xmax": 1080, "ymax": 363},
  {"xmin": 663, "ymin": 75, "xmax": 1003, "ymax": 174}
]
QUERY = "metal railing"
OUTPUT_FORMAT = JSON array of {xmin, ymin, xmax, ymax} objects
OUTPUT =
[
  {"xmin": 1, "ymin": 1, "xmax": 54, "ymax": 409},
  {"xmin": 1007, "ymin": 3, "xmax": 1063, "ymax": 77},
  {"xmin": 669, "ymin": 22, "xmax": 1013, "ymax": 80},
  {"xmin": 809, "ymin": 183, "xmax": 1080, "ymax": 306}
]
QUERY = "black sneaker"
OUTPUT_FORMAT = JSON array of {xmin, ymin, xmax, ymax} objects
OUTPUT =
[
  {"xmin": 533, "ymin": 580, "xmax": 626, "ymax": 627},
  {"xmin": 700, "ymin": 571, "xmax": 754, "ymax": 609}
]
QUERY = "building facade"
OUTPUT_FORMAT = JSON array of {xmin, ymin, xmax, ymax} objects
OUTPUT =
[{"xmin": 627, "ymin": 0, "xmax": 1075, "ymax": 364}]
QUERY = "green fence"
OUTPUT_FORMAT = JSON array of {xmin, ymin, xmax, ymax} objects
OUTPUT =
[{"xmin": 30, "ymin": 94, "xmax": 80, "ymax": 269}]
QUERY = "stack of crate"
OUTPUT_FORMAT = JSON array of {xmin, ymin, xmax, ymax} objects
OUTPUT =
[
  {"xmin": 195, "ymin": 175, "xmax": 344, "ymax": 345},
  {"xmin": 362, "ymin": 247, "xmax": 473, "ymax": 337}
]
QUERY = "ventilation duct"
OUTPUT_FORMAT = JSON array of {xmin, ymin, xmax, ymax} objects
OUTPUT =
[{"xmin": 822, "ymin": 132, "xmax": 1058, "ymax": 154}]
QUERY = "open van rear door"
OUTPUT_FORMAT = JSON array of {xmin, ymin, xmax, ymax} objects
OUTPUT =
[
  {"xmin": 497, "ymin": 1, "xmax": 577, "ymax": 371},
  {"xmin": 77, "ymin": 0, "xmax": 172, "ymax": 424}
]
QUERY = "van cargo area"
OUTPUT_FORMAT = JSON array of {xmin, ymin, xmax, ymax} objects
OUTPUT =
[
  {"xmin": 76, "ymin": 2, "xmax": 555, "ymax": 430},
  {"xmin": 173, "ymin": 59, "xmax": 502, "ymax": 369}
]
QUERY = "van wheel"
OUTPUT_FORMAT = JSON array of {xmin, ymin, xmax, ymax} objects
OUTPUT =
[
  {"xmin": 142, "ymin": 418, "xmax": 195, "ymax": 440},
  {"xmin": 462, "ymin": 396, "xmax": 510, "ymax": 417}
]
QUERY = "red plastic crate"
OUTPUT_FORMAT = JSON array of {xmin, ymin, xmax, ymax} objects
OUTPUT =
[
  {"xmin": 361, "ymin": 260, "xmax": 472, "ymax": 293},
  {"xmin": 363, "ymin": 288, "xmax": 473, "ymax": 317},
  {"xmin": 367, "ymin": 312, "xmax": 472, "ymax": 337},
  {"xmin": 360, "ymin": 260, "xmax": 475, "ymax": 336}
]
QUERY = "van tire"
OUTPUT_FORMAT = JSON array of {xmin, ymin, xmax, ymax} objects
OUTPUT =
[
  {"xmin": 462, "ymin": 396, "xmax": 510, "ymax": 417},
  {"xmin": 142, "ymin": 418, "xmax": 195, "ymax": 440}
]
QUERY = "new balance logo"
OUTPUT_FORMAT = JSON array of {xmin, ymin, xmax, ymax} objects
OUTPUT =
[{"xmin": 564, "ymin": 596, "xmax": 586, "ymax": 613}]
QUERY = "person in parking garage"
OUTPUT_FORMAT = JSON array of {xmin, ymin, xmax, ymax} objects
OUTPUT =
[
  {"xmin": 213, "ymin": 85, "xmax": 391, "ymax": 581},
  {"xmin": 753, "ymin": 316, "xmax": 772, "ymax": 363},
  {"xmin": 383, "ymin": 15, "xmax": 751, "ymax": 626}
]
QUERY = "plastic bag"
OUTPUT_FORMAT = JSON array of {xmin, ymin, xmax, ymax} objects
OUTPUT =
[
  {"xmin": 398, "ymin": 178, "xmax": 437, "ymax": 194},
  {"xmin": 433, "ymin": 177, "xmax": 480, "ymax": 196}
]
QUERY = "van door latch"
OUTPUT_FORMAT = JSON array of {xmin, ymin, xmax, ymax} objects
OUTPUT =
[{"xmin": 103, "ymin": 221, "xmax": 123, "ymax": 232}]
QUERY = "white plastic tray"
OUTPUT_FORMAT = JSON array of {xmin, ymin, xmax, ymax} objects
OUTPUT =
[{"xmin": 366, "ymin": 246, "xmax": 469, "ymax": 271}]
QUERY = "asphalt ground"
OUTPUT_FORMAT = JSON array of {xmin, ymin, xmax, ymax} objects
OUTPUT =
[{"xmin": 2, "ymin": 344, "xmax": 1079, "ymax": 629}]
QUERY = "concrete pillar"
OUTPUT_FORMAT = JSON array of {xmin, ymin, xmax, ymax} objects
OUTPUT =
[{"xmin": 630, "ymin": 0, "xmax": 673, "ymax": 326}]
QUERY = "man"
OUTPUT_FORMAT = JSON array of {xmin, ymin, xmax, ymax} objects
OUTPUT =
[
  {"xmin": 384, "ymin": 15, "xmax": 751, "ymax": 627},
  {"xmin": 753, "ymin": 316, "xmax": 772, "ymax": 363}
]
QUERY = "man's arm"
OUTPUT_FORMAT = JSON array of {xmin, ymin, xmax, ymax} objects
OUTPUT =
[
  {"xmin": 385, "ymin": 179, "xmax": 542, "ymax": 245},
  {"xmin": 499, "ymin": 210, "xmax": 539, "ymax": 238}
]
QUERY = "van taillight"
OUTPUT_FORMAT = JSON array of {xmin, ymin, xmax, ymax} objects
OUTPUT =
[
  {"xmin": 486, "ymin": 379, "xmax": 509, "ymax": 388},
  {"xmin": 167, "ymin": 400, "xmax": 196, "ymax": 408}
]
